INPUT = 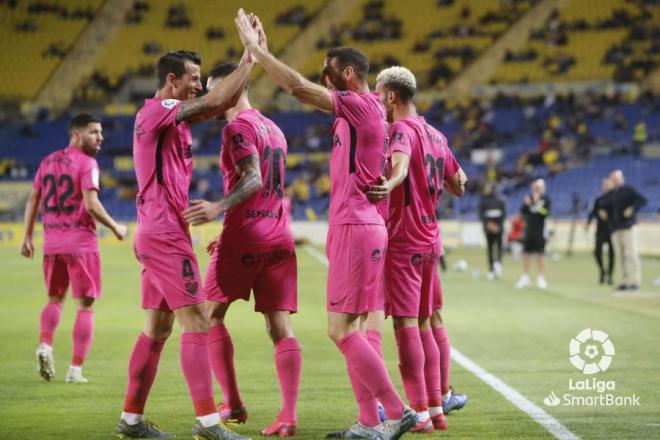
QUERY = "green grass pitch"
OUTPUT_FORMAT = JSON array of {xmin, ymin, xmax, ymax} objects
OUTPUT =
[{"xmin": 1, "ymin": 244, "xmax": 659, "ymax": 439}]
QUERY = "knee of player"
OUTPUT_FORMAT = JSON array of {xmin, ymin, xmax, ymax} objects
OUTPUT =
[
  {"xmin": 430, "ymin": 310, "xmax": 444, "ymax": 327},
  {"xmin": 76, "ymin": 297, "xmax": 95, "ymax": 310}
]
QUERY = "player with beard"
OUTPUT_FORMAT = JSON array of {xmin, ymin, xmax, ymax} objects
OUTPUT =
[
  {"xmin": 21, "ymin": 113, "xmax": 128, "ymax": 384},
  {"xmin": 234, "ymin": 9, "xmax": 416, "ymax": 440}
]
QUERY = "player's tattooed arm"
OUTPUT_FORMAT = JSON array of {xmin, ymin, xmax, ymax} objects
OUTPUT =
[
  {"xmin": 235, "ymin": 9, "xmax": 334, "ymax": 113},
  {"xmin": 445, "ymin": 168, "xmax": 467, "ymax": 197},
  {"xmin": 175, "ymin": 60, "xmax": 253, "ymax": 124},
  {"xmin": 20, "ymin": 188, "xmax": 40, "ymax": 258},
  {"xmin": 365, "ymin": 152, "xmax": 410, "ymax": 202},
  {"xmin": 183, "ymin": 154, "xmax": 262, "ymax": 226}
]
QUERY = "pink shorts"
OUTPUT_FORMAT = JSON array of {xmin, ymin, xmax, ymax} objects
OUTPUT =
[
  {"xmin": 43, "ymin": 252, "xmax": 101, "ymax": 298},
  {"xmin": 385, "ymin": 245, "xmax": 441, "ymax": 318},
  {"xmin": 432, "ymin": 268, "xmax": 443, "ymax": 311},
  {"xmin": 205, "ymin": 235, "xmax": 297, "ymax": 313},
  {"xmin": 134, "ymin": 232, "xmax": 206, "ymax": 312},
  {"xmin": 326, "ymin": 224, "xmax": 387, "ymax": 314}
]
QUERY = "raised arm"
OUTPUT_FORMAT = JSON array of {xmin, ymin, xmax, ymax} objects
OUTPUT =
[
  {"xmin": 235, "ymin": 9, "xmax": 334, "ymax": 113},
  {"xmin": 183, "ymin": 154, "xmax": 263, "ymax": 226},
  {"xmin": 176, "ymin": 53, "xmax": 253, "ymax": 123},
  {"xmin": 20, "ymin": 188, "xmax": 41, "ymax": 258},
  {"xmin": 83, "ymin": 189, "xmax": 127, "ymax": 240}
]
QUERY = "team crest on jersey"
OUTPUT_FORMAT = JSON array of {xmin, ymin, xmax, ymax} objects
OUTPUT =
[
  {"xmin": 333, "ymin": 134, "xmax": 341, "ymax": 147},
  {"xmin": 161, "ymin": 99, "xmax": 180, "ymax": 109},
  {"xmin": 393, "ymin": 132, "xmax": 405, "ymax": 144}
]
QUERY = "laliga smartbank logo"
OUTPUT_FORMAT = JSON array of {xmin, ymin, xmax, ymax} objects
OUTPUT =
[
  {"xmin": 543, "ymin": 328, "xmax": 640, "ymax": 408},
  {"xmin": 568, "ymin": 328, "xmax": 614, "ymax": 374}
]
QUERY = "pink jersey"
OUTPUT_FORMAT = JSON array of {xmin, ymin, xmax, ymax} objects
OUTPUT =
[
  {"xmin": 220, "ymin": 108, "xmax": 293, "ymax": 246},
  {"xmin": 387, "ymin": 116, "xmax": 460, "ymax": 251},
  {"xmin": 33, "ymin": 146, "xmax": 100, "ymax": 254},
  {"xmin": 329, "ymin": 91, "xmax": 389, "ymax": 226},
  {"xmin": 133, "ymin": 98, "xmax": 193, "ymax": 235}
]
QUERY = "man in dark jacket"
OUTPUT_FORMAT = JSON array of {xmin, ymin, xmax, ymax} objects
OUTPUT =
[
  {"xmin": 606, "ymin": 170, "xmax": 647, "ymax": 291},
  {"xmin": 586, "ymin": 177, "xmax": 614, "ymax": 285},
  {"xmin": 479, "ymin": 183, "xmax": 506, "ymax": 280}
]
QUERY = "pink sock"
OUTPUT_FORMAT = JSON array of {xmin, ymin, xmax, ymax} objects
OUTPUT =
[
  {"xmin": 421, "ymin": 329, "xmax": 442, "ymax": 406},
  {"xmin": 39, "ymin": 302, "xmax": 62, "ymax": 345},
  {"xmin": 274, "ymin": 337, "xmax": 302, "ymax": 422},
  {"xmin": 123, "ymin": 333, "xmax": 165, "ymax": 414},
  {"xmin": 181, "ymin": 332, "xmax": 216, "ymax": 417},
  {"xmin": 365, "ymin": 329, "xmax": 383, "ymax": 359},
  {"xmin": 208, "ymin": 325, "xmax": 243, "ymax": 409},
  {"xmin": 71, "ymin": 309, "xmax": 94, "ymax": 366},
  {"xmin": 336, "ymin": 331, "xmax": 404, "ymax": 420},
  {"xmin": 347, "ymin": 364, "xmax": 381, "ymax": 427},
  {"xmin": 432, "ymin": 326, "xmax": 451, "ymax": 395},
  {"xmin": 395, "ymin": 327, "xmax": 427, "ymax": 408}
]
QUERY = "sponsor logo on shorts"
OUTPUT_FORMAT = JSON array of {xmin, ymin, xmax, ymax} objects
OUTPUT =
[
  {"xmin": 240, "ymin": 249, "xmax": 295, "ymax": 267},
  {"xmin": 411, "ymin": 251, "xmax": 440, "ymax": 267},
  {"xmin": 136, "ymin": 194, "xmax": 145, "ymax": 206},
  {"xmin": 371, "ymin": 248, "xmax": 386, "ymax": 262}
]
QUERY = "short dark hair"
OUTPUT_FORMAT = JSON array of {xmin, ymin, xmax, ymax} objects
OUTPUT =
[
  {"xmin": 326, "ymin": 46, "xmax": 369, "ymax": 79},
  {"xmin": 69, "ymin": 113, "xmax": 101, "ymax": 132},
  {"xmin": 156, "ymin": 50, "xmax": 202, "ymax": 88},
  {"xmin": 209, "ymin": 61, "xmax": 238, "ymax": 80}
]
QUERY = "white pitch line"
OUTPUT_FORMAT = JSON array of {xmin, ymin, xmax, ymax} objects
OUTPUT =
[
  {"xmin": 303, "ymin": 245, "xmax": 580, "ymax": 440},
  {"xmin": 451, "ymin": 349, "xmax": 580, "ymax": 440}
]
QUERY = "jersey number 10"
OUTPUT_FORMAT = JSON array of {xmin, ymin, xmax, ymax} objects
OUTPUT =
[{"xmin": 261, "ymin": 146, "xmax": 285, "ymax": 199}]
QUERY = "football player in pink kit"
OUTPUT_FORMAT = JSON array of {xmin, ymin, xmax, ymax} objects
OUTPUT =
[
  {"xmin": 235, "ymin": 10, "xmax": 416, "ymax": 439},
  {"xmin": 20, "ymin": 113, "xmax": 127, "ymax": 384},
  {"xmin": 183, "ymin": 62, "xmax": 301, "ymax": 438},
  {"xmin": 115, "ymin": 50, "xmax": 254, "ymax": 440},
  {"xmin": 366, "ymin": 67, "xmax": 467, "ymax": 432}
]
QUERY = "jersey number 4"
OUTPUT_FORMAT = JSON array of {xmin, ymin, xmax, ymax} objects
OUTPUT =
[
  {"xmin": 42, "ymin": 174, "xmax": 75, "ymax": 214},
  {"xmin": 261, "ymin": 146, "xmax": 285, "ymax": 199}
]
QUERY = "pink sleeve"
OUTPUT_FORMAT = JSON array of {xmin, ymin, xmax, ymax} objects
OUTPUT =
[
  {"xmin": 389, "ymin": 122, "xmax": 413, "ymax": 157},
  {"xmin": 331, "ymin": 91, "xmax": 369, "ymax": 125},
  {"xmin": 223, "ymin": 120, "xmax": 259, "ymax": 165},
  {"xmin": 145, "ymin": 99, "xmax": 182, "ymax": 133},
  {"xmin": 442, "ymin": 138, "xmax": 460, "ymax": 180},
  {"xmin": 80, "ymin": 157, "xmax": 100, "ymax": 192}
]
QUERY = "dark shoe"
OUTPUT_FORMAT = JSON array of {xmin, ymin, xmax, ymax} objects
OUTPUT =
[{"xmin": 615, "ymin": 284, "xmax": 628, "ymax": 291}]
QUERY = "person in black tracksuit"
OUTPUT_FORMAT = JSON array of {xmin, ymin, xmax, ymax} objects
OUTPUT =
[
  {"xmin": 479, "ymin": 183, "xmax": 506, "ymax": 279},
  {"xmin": 516, "ymin": 179, "xmax": 551, "ymax": 289},
  {"xmin": 586, "ymin": 177, "xmax": 614, "ymax": 285}
]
